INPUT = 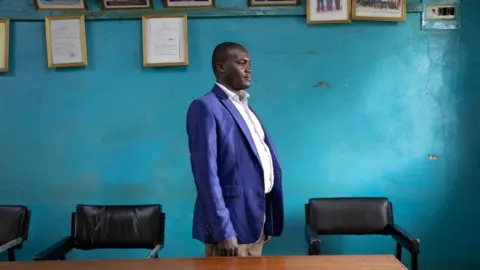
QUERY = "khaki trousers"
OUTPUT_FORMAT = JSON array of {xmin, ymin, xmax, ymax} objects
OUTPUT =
[{"xmin": 205, "ymin": 216, "xmax": 266, "ymax": 257}]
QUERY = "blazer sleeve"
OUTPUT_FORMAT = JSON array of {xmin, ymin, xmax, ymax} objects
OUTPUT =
[{"xmin": 186, "ymin": 99, "xmax": 236, "ymax": 242}]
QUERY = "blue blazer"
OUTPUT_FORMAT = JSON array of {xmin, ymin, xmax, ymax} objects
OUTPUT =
[{"xmin": 186, "ymin": 85, "xmax": 284, "ymax": 244}]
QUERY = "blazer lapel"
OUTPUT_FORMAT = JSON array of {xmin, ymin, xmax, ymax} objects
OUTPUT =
[{"xmin": 213, "ymin": 85, "xmax": 262, "ymax": 167}]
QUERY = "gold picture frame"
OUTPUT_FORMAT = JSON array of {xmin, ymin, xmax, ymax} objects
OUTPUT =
[
  {"xmin": 35, "ymin": 0, "xmax": 88, "ymax": 11},
  {"xmin": 306, "ymin": 0, "xmax": 351, "ymax": 24},
  {"xmin": 100, "ymin": 0, "xmax": 153, "ymax": 10},
  {"xmin": 45, "ymin": 15, "xmax": 88, "ymax": 68},
  {"xmin": 352, "ymin": 0, "xmax": 406, "ymax": 22},
  {"xmin": 142, "ymin": 14, "xmax": 189, "ymax": 67},
  {"xmin": 248, "ymin": 0, "xmax": 299, "ymax": 7},
  {"xmin": 164, "ymin": 0, "xmax": 215, "ymax": 9},
  {"xmin": 0, "ymin": 18, "xmax": 10, "ymax": 73}
]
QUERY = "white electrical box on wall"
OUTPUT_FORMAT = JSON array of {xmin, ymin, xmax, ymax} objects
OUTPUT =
[
  {"xmin": 426, "ymin": 4, "xmax": 456, "ymax": 20},
  {"xmin": 422, "ymin": 1, "xmax": 461, "ymax": 30}
]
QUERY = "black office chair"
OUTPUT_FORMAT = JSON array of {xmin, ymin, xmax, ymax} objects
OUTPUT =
[
  {"xmin": 34, "ymin": 204, "xmax": 165, "ymax": 261},
  {"xmin": 0, "ymin": 205, "xmax": 31, "ymax": 261},
  {"xmin": 305, "ymin": 197, "xmax": 420, "ymax": 270}
]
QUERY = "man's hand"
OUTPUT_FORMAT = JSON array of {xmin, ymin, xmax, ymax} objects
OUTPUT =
[
  {"xmin": 264, "ymin": 235, "xmax": 271, "ymax": 244},
  {"xmin": 216, "ymin": 237, "xmax": 239, "ymax": 257}
]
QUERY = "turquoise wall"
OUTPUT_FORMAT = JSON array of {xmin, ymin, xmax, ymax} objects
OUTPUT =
[{"xmin": 1, "ymin": 1, "xmax": 479, "ymax": 269}]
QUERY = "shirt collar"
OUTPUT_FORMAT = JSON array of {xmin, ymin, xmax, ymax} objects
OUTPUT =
[{"xmin": 216, "ymin": 82, "xmax": 250, "ymax": 103}]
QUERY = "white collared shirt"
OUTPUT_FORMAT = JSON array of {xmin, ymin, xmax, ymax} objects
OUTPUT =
[{"xmin": 216, "ymin": 83, "xmax": 274, "ymax": 194}]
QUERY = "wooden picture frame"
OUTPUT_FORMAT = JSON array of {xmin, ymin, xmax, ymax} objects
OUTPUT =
[
  {"xmin": 142, "ymin": 14, "xmax": 189, "ymax": 67},
  {"xmin": 45, "ymin": 15, "xmax": 88, "ymax": 68},
  {"xmin": 35, "ymin": 0, "xmax": 88, "ymax": 11},
  {"xmin": 307, "ymin": 0, "xmax": 351, "ymax": 23},
  {"xmin": 248, "ymin": 0, "xmax": 299, "ymax": 7},
  {"xmin": 100, "ymin": 0, "xmax": 153, "ymax": 10},
  {"xmin": 352, "ymin": 0, "xmax": 406, "ymax": 22},
  {"xmin": 164, "ymin": 0, "xmax": 215, "ymax": 9},
  {"xmin": 0, "ymin": 19, "xmax": 10, "ymax": 73}
]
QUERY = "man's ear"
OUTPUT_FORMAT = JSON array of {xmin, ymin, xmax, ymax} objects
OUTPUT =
[{"xmin": 216, "ymin": 63, "xmax": 225, "ymax": 73}]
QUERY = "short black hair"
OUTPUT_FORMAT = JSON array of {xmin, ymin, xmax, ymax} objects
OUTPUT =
[{"xmin": 211, "ymin": 42, "xmax": 244, "ymax": 74}]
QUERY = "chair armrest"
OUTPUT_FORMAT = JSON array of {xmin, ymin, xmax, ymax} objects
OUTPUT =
[
  {"xmin": 33, "ymin": 237, "xmax": 74, "ymax": 261},
  {"xmin": 0, "ymin": 238, "xmax": 23, "ymax": 254},
  {"xmin": 146, "ymin": 244, "xmax": 163, "ymax": 259},
  {"xmin": 305, "ymin": 224, "xmax": 321, "ymax": 255},
  {"xmin": 391, "ymin": 224, "xmax": 420, "ymax": 255}
]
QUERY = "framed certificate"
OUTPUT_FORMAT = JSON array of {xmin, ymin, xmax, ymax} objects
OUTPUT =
[
  {"xmin": 165, "ymin": 0, "xmax": 214, "ymax": 8},
  {"xmin": 142, "ymin": 14, "xmax": 189, "ymax": 67},
  {"xmin": 101, "ymin": 0, "xmax": 153, "ymax": 10},
  {"xmin": 352, "ymin": 0, "xmax": 406, "ymax": 22},
  {"xmin": 0, "ymin": 19, "xmax": 10, "ymax": 73},
  {"xmin": 35, "ymin": 0, "xmax": 88, "ymax": 11},
  {"xmin": 45, "ymin": 15, "xmax": 88, "ymax": 68},
  {"xmin": 248, "ymin": 0, "xmax": 299, "ymax": 7}
]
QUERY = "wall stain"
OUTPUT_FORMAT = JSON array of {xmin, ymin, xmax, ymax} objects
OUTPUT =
[{"xmin": 314, "ymin": 81, "xmax": 330, "ymax": 88}]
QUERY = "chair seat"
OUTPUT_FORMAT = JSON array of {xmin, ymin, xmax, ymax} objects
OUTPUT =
[
  {"xmin": 34, "ymin": 204, "xmax": 166, "ymax": 261},
  {"xmin": 305, "ymin": 198, "xmax": 419, "ymax": 270},
  {"xmin": 0, "ymin": 205, "xmax": 31, "ymax": 261}
]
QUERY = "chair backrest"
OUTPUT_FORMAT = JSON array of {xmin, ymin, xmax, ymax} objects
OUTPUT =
[
  {"xmin": 0, "ymin": 205, "xmax": 30, "ymax": 245},
  {"xmin": 72, "ymin": 204, "xmax": 165, "ymax": 250},
  {"xmin": 306, "ymin": 197, "xmax": 393, "ymax": 235}
]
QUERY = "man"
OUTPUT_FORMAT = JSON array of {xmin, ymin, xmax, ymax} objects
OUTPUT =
[
  {"xmin": 186, "ymin": 42, "xmax": 284, "ymax": 257},
  {"xmin": 326, "ymin": 0, "xmax": 333, "ymax": 10},
  {"xmin": 317, "ymin": 0, "xmax": 325, "ymax": 12}
]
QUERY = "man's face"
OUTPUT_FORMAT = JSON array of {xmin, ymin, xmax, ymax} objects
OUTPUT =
[{"xmin": 221, "ymin": 47, "xmax": 252, "ymax": 91}]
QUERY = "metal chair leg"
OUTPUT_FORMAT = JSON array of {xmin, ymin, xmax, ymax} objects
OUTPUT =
[
  {"xmin": 411, "ymin": 254, "xmax": 419, "ymax": 270},
  {"xmin": 7, "ymin": 249, "xmax": 15, "ymax": 261},
  {"xmin": 395, "ymin": 243, "xmax": 402, "ymax": 261}
]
